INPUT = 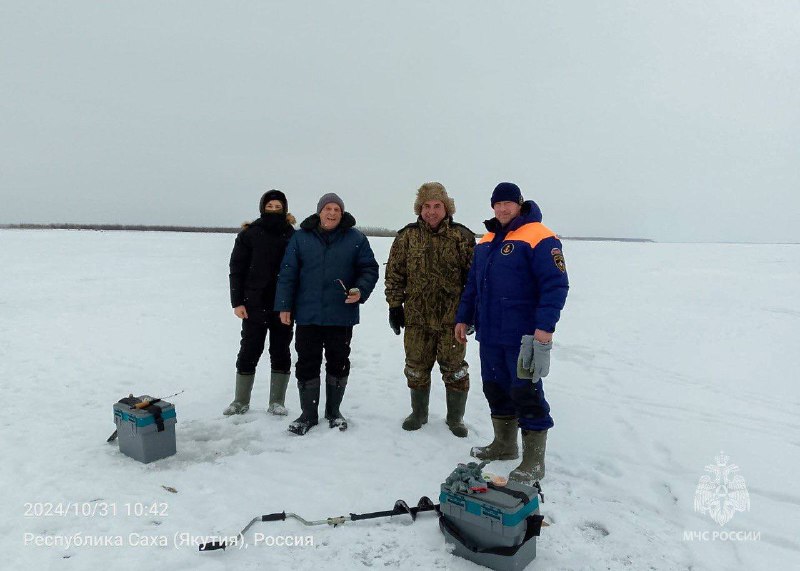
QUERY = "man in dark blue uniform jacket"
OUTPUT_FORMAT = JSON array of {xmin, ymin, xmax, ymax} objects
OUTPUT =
[
  {"xmin": 275, "ymin": 193, "xmax": 379, "ymax": 435},
  {"xmin": 455, "ymin": 182, "xmax": 569, "ymax": 485}
]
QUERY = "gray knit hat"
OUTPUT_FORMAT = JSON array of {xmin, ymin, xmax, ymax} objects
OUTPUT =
[{"xmin": 317, "ymin": 193, "xmax": 345, "ymax": 214}]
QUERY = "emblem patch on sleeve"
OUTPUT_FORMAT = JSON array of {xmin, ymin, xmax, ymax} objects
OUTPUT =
[
  {"xmin": 501, "ymin": 243, "xmax": 514, "ymax": 255},
  {"xmin": 551, "ymin": 248, "xmax": 566, "ymax": 272}
]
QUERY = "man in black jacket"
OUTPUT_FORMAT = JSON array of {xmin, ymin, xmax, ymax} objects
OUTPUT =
[{"xmin": 226, "ymin": 190, "xmax": 296, "ymax": 416}]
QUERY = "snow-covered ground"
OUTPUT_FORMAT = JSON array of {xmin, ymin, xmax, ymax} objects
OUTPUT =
[{"xmin": 2, "ymin": 229, "xmax": 799, "ymax": 570}]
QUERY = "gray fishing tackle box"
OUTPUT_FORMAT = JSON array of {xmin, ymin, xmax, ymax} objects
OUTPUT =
[
  {"xmin": 439, "ymin": 478, "xmax": 543, "ymax": 571},
  {"xmin": 113, "ymin": 395, "xmax": 177, "ymax": 463}
]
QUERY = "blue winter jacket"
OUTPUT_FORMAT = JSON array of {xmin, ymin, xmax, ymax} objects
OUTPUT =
[
  {"xmin": 455, "ymin": 201, "xmax": 569, "ymax": 346},
  {"xmin": 274, "ymin": 212, "xmax": 379, "ymax": 326}
]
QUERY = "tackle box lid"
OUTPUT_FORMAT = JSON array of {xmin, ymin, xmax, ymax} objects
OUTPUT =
[
  {"xmin": 439, "ymin": 480, "xmax": 539, "ymax": 527},
  {"xmin": 113, "ymin": 395, "xmax": 176, "ymax": 427}
]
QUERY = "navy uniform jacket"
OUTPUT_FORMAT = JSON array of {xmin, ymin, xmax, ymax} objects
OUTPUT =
[{"xmin": 455, "ymin": 200, "xmax": 569, "ymax": 346}]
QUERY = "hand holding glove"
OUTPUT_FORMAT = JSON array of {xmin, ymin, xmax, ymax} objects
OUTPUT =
[
  {"xmin": 389, "ymin": 306, "xmax": 405, "ymax": 335},
  {"xmin": 517, "ymin": 334, "xmax": 552, "ymax": 380}
]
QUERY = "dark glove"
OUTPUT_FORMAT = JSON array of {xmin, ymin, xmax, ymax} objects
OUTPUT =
[{"xmin": 388, "ymin": 306, "xmax": 405, "ymax": 335}]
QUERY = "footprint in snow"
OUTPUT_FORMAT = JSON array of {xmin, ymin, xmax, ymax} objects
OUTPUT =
[{"xmin": 579, "ymin": 521, "xmax": 610, "ymax": 540}]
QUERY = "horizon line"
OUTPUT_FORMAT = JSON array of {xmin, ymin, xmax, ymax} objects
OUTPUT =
[{"xmin": 3, "ymin": 223, "xmax": 798, "ymax": 245}]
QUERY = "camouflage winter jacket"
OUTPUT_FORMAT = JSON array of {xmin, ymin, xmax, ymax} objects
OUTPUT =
[{"xmin": 385, "ymin": 217, "xmax": 475, "ymax": 327}]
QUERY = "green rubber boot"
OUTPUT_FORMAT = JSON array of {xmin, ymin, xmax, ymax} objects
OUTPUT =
[
  {"xmin": 509, "ymin": 429, "xmax": 548, "ymax": 485},
  {"xmin": 267, "ymin": 371, "xmax": 290, "ymax": 416},
  {"xmin": 470, "ymin": 415, "xmax": 519, "ymax": 460},
  {"xmin": 402, "ymin": 388, "xmax": 430, "ymax": 431},
  {"xmin": 445, "ymin": 389, "xmax": 468, "ymax": 438},
  {"xmin": 223, "ymin": 372, "xmax": 255, "ymax": 415}
]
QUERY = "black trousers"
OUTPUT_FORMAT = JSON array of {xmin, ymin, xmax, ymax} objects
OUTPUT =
[
  {"xmin": 236, "ymin": 309, "xmax": 293, "ymax": 374},
  {"xmin": 295, "ymin": 325, "xmax": 353, "ymax": 382}
]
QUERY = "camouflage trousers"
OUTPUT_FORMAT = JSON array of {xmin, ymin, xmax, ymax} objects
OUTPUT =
[{"xmin": 403, "ymin": 325, "xmax": 469, "ymax": 392}]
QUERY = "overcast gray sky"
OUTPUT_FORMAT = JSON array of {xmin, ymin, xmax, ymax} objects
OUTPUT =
[{"xmin": 1, "ymin": 1, "xmax": 798, "ymax": 242}]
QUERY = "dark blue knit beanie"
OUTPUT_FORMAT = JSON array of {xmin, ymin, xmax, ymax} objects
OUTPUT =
[{"xmin": 490, "ymin": 182, "xmax": 523, "ymax": 206}]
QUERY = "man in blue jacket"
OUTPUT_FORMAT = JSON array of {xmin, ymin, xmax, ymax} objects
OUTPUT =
[
  {"xmin": 276, "ymin": 193, "xmax": 379, "ymax": 435},
  {"xmin": 455, "ymin": 182, "xmax": 569, "ymax": 485}
]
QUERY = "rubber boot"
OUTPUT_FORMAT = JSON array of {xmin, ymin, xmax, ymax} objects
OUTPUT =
[
  {"xmin": 223, "ymin": 372, "xmax": 255, "ymax": 415},
  {"xmin": 509, "ymin": 429, "xmax": 548, "ymax": 485},
  {"xmin": 401, "ymin": 387, "xmax": 430, "ymax": 431},
  {"xmin": 267, "ymin": 370, "xmax": 290, "ymax": 416},
  {"xmin": 470, "ymin": 415, "xmax": 519, "ymax": 461},
  {"xmin": 324, "ymin": 374, "xmax": 348, "ymax": 430},
  {"xmin": 287, "ymin": 378, "xmax": 320, "ymax": 435},
  {"xmin": 445, "ymin": 389, "xmax": 468, "ymax": 437}
]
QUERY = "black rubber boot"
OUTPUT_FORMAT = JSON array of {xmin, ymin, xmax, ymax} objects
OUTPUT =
[
  {"xmin": 402, "ymin": 387, "xmax": 430, "ymax": 431},
  {"xmin": 470, "ymin": 415, "xmax": 519, "ymax": 460},
  {"xmin": 445, "ymin": 389, "xmax": 468, "ymax": 437},
  {"xmin": 324, "ymin": 375, "xmax": 348, "ymax": 431},
  {"xmin": 288, "ymin": 378, "xmax": 320, "ymax": 436}
]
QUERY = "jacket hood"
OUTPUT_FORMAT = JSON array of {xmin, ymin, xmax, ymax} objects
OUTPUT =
[
  {"xmin": 483, "ymin": 200, "xmax": 542, "ymax": 233},
  {"xmin": 259, "ymin": 190, "xmax": 288, "ymax": 214},
  {"xmin": 241, "ymin": 211, "xmax": 296, "ymax": 230},
  {"xmin": 300, "ymin": 211, "xmax": 357, "ymax": 231}
]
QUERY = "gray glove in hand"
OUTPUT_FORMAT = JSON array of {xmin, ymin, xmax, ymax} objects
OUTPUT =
[{"xmin": 516, "ymin": 335, "xmax": 552, "ymax": 380}]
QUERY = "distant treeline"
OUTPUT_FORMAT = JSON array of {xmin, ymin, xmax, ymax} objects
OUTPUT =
[
  {"xmin": 559, "ymin": 236, "xmax": 655, "ymax": 243},
  {"xmin": 0, "ymin": 223, "xmax": 400, "ymax": 237},
  {"xmin": 0, "ymin": 223, "xmax": 241, "ymax": 233},
  {"xmin": 0, "ymin": 223, "xmax": 654, "ymax": 242}
]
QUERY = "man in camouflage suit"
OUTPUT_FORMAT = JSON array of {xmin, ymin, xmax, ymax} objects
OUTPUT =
[{"xmin": 385, "ymin": 182, "xmax": 476, "ymax": 437}]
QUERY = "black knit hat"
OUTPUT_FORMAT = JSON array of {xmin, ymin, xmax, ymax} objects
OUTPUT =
[
  {"xmin": 260, "ymin": 190, "xmax": 288, "ymax": 214},
  {"xmin": 490, "ymin": 182, "xmax": 523, "ymax": 207}
]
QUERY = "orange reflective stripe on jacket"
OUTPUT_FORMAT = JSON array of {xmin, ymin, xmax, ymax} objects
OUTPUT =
[{"xmin": 478, "ymin": 223, "xmax": 557, "ymax": 249}]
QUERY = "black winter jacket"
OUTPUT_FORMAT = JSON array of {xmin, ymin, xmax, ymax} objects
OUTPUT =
[{"xmin": 229, "ymin": 212, "xmax": 296, "ymax": 310}]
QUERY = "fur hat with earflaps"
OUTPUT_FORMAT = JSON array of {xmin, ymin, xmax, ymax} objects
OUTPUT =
[{"xmin": 413, "ymin": 182, "xmax": 456, "ymax": 216}]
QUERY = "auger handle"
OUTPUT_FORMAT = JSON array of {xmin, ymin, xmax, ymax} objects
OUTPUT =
[{"xmin": 262, "ymin": 512, "xmax": 286, "ymax": 522}]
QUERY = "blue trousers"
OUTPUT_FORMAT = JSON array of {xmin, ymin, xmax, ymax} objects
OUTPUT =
[{"xmin": 479, "ymin": 343, "xmax": 554, "ymax": 431}]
